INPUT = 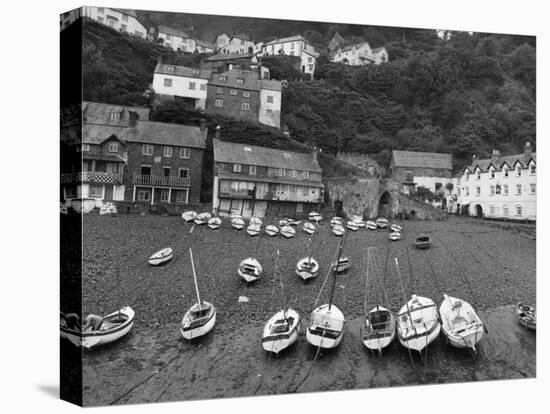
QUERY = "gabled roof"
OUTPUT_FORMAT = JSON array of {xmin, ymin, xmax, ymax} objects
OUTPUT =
[
  {"xmin": 154, "ymin": 63, "xmax": 212, "ymax": 79},
  {"xmin": 231, "ymin": 33, "xmax": 251, "ymax": 41},
  {"xmin": 264, "ymin": 35, "xmax": 311, "ymax": 46},
  {"xmin": 82, "ymin": 101, "xmax": 150, "ymax": 126},
  {"xmin": 209, "ymin": 69, "xmax": 261, "ymax": 90},
  {"xmin": 465, "ymin": 153, "xmax": 536, "ymax": 172},
  {"xmin": 157, "ymin": 25, "xmax": 189, "ymax": 39},
  {"xmin": 213, "ymin": 139, "xmax": 322, "ymax": 173},
  {"xmin": 392, "ymin": 150, "xmax": 453, "ymax": 170},
  {"xmin": 339, "ymin": 42, "xmax": 371, "ymax": 53},
  {"xmin": 83, "ymin": 122, "xmax": 207, "ymax": 149}
]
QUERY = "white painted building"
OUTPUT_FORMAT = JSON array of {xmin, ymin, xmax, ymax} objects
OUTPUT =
[
  {"xmin": 260, "ymin": 35, "xmax": 318, "ymax": 77},
  {"xmin": 216, "ymin": 34, "xmax": 255, "ymax": 54},
  {"xmin": 152, "ymin": 63, "xmax": 212, "ymax": 109},
  {"xmin": 332, "ymin": 42, "xmax": 388, "ymax": 66},
  {"xmin": 258, "ymin": 80, "xmax": 282, "ymax": 129},
  {"xmin": 214, "ymin": 34, "xmax": 231, "ymax": 52},
  {"xmin": 81, "ymin": 7, "xmax": 146, "ymax": 38},
  {"xmin": 456, "ymin": 143, "xmax": 536, "ymax": 220},
  {"xmin": 156, "ymin": 25, "xmax": 196, "ymax": 52}
]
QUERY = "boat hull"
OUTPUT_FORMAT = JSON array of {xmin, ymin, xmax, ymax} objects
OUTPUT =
[
  {"xmin": 306, "ymin": 304, "xmax": 345, "ymax": 349},
  {"xmin": 361, "ymin": 306, "xmax": 396, "ymax": 351},
  {"xmin": 262, "ymin": 310, "xmax": 301, "ymax": 354},
  {"xmin": 397, "ymin": 295, "xmax": 441, "ymax": 352},
  {"xmin": 181, "ymin": 308, "xmax": 217, "ymax": 340},
  {"xmin": 295, "ymin": 257, "xmax": 319, "ymax": 281},
  {"xmin": 440, "ymin": 294, "xmax": 484, "ymax": 350},
  {"xmin": 148, "ymin": 248, "xmax": 173, "ymax": 266}
]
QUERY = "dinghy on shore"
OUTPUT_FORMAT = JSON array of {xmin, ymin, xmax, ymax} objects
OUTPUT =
[
  {"xmin": 287, "ymin": 218, "xmax": 301, "ymax": 226},
  {"xmin": 362, "ymin": 305, "xmax": 396, "ymax": 352},
  {"xmin": 207, "ymin": 217, "xmax": 222, "ymax": 230},
  {"xmin": 330, "ymin": 217, "xmax": 343, "ymax": 227},
  {"xmin": 346, "ymin": 221, "xmax": 360, "ymax": 231},
  {"xmin": 280, "ymin": 225, "xmax": 296, "ymax": 238},
  {"xmin": 440, "ymin": 294, "xmax": 484, "ymax": 351},
  {"xmin": 60, "ymin": 306, "xmax": 135, "ymax": 349},
  {"xmin": 194, "ymin": 212, "xmax": 211, "ymax": 225},
  {"xmin": 278, "ymin": 219, "xmax": 288, "ymax": 227},
  {"xmin": 231, "ymin": 217, "xmax": 245, "ymax": 230},
  {"xmin": 389, "ymin": 232, "xmax": 401, "ymax": 241},
  {"xmin": 303, "ymin": 221, "xmax": 316, "ymax": 235},
  {"xmin": 309, "ymin": 212, "xmax": 322, "ymax": 223},
  {"xmin": 250, "ymin": 216, "xmax": 262, "ymax": 226},
  {"xmin": 182, "ymin": 211, "xmax": 197, "ymax": 222},
  {"xmin": 415, "ymin": 234, "xmax": 431, "ymax": 249},
  {"xmin": 181, "ymin": 249, "xmax": 216, "ymax": 340},
  {"xmin": 397, "ymin": 294, "xmax": 441, "ymax": 352},
  {"xmin": 148, "ymin": 247, "xmax": 173, "ymax": 266},
  {"xmin": 246, "ymin": 224, "xmax": 261, "ymax": 236},
  {"xmin": 366, "ymin": 220, "xmax": 377, "ymax": 230},
  {"xmin": 332, "ymin": 224, "xmax": 346, "ymax": 237},
  {"xmin": 516, "ymin": 302, "xmax": 536, "ymax": 330},
  {"xmin": 390, "ymin": 223, "xmax": 403, "ymax": 233},
  {"xmin": 238, "ymin": 257, "xmax": 263, "ymax": 283},
  {"xmin": 376, "ymin": 218, "xmax": 389, "ymax": 229},
  {"xmin": 265, "ymin": 225, "xmax": 279, "ymax": 237},
  {"xmin": 331, "ymin": 256, "xmax": 351, "ymax": 273},
  {"xmin": 296, "ymin": 257, "xmax": 320, "ymax": 281}
]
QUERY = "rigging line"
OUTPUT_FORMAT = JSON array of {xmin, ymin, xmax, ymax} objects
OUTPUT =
[
  {"xmin": 291, "ymin": 323, "xmax": 327, "ymax": 393},
  {"xmin": 362, "ymin": 248, "xmax": 370, "ymax": 316},
  {"xmin": 312, "ymin": 241, "xmax": 341, "ymax": 311},
  {"xmin": 422, "ymin": 250, "xmax": 442, "ymax": 298},
  {"xmin": 371, "ymin": 248, "xmax": 390, "ymax": 308}
]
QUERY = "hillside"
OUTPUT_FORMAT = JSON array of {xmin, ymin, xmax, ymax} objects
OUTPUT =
[{"xmin": 76, "ymin": 18, "xmax": 536, "ymax": 174}]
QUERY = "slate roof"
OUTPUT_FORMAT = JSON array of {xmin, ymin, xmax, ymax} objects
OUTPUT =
[
  {"xmin": 339, "ymin": 42, "xmax": 371, "ymax": 53},
  {"xmin": 392, "ymin": 150, "xmax": 453, "ymax": 170},
  {"xmin": 464, "ymin": 153, "xmax": 536, "ymax": 172},
  {"xmin": 154, "ymin": 63, "xmax": 212, "ymax": 79},
  {"xmin": 83, "ymin": 122, "xmax": 207, "ymax": 149},
  {"xmin": 82, "ymin": 101, "xmax": 150, "ymax": 125},
  {"xmin": 231, "ymin": 33, "xmax": 251, "ymax": 41},
  {"xmin": 205, "ymin": 53, "xmax": 257, "ymax": 62},
  {"xmin": 158, "ymin": 25, "xmax": 189, "ymax": 38},
  {"xmin": 213, "ymin": 139, "xmax": 322, "ymax": 174}
]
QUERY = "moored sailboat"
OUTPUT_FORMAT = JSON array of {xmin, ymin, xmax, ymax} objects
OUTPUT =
[
  {"xmin": 396, "ymin": 293, "xmax": 441, "ymax": 352},
  {"xmin": 439, "ymin": 294, "xmax": 484, "ymax": 352}
]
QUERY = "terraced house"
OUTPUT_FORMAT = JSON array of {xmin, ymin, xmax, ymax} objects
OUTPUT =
[
  {"xmin": 154, "ymin": 25, "xmax": 196, "ymax": 52},
  {"xmin": 457, "ymin": 143, "xmax": 536, "ymax": 220},
  {"xmin": 80, "ymin": 7, "xmax": 146, "ymax": 37},
  {"xmin": 212, "ymin": 140, "xmax": 324, "ymax": 218}
]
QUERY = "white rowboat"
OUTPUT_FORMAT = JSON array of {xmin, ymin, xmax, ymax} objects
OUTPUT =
[
  {"xmin": 346, "ymin": 221, "xmax": 360, "ymax": 231},
  {"xmin": 246, "ymin": 224, "xmax": 261, "ymax": 236},
  {"xmin": 238, "ymin": 257, "xmax": 263, "ymax": 283},
  {"xmin": 332, "ymin": 225, "xmax": 346, "ymax": 237},
  {"xmin": 309, "ymin": 212, "xmax": 322, "ymax": 223},
  {"xmin": 366, "ymin": 220, "xmax": 377, "ymax": 230},
  {"xmin": 303, "ymin": 221, "xmax": 316, "ymax": 235},
  {"xmin": 280, "ymin": 225, "xmax": 296, "ymax": 238},
  {"xmin": 390, "ymin": 224, "xmax": 403, "ymax": 233},
  {"xmin": 250, "ymin": 216, "xmax": 262, "ymax": 226},
  {"xmin": 516, "ymin": 302, "xmax": 536, "ymax": 330},
  {"xmin": 376, "ymin": 218, "xmax": 389, "ymax": 228},
  {"xmin": 194, "ymin": 212, "xmax": 211, "ymax": 225},
  {"xmin": 182, "ymin": 211, "xmax": 197, "ymax": 222},
  {"xmin": 440, "ymin": 294, "xmax": 484, "ymax": 351},
  {"xmin": 207, "ymin": 217, "xmax": 222, "ymax": 230},
  {"xmin": 148, "ymin": 247, "xmax": 173, "ymax": 266},
  {"xmin": 389, "ymin": 232, "xmax": 401, "ymax": 241},
  {"xmin": 231, "ymin": 217, "xmax": 245, "ymax": 230},
  {"xmin": 331, "ymin": 256, "xmax": 351, "ymax": 273},
  {"xmin": 265, "ymin": 225, "xmax": 279, "ymax": 236},
  {"xmin": 330, "ymin": 217, "xmax": 343, "ymax": 227},
  {"xmin": 295, "ymin": 257, "xmax": 320, "ymax": 281}
]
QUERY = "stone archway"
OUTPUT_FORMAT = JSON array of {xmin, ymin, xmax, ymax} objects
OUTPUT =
[
  {"xmin": 378, "ymin": 191, "xmax": 392, "ymax": 218},
  {"xmin": 475, "ymin": 204, "xmax": 483, "ymax": 218}
]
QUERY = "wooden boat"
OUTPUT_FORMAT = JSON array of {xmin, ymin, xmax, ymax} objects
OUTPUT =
[
  {"xmin": 366, "ymin": 220, "xmax": 377, "ymax": 230},
  {"xmin": 346, "ymin": 220, "xmax": 360, "ymax": 231},
  {"xmin": 181, "ymin": 249, "xmax": 216, "ymax": 340},
  {"xmin": 246, "ymin": 224, "xmax": 261, "ymax": 236},
  {"xmin": 194, "ymin": 212, "xmax": 211, "ymax": 225},
  {"xmin": 207, "ymin": 217, "xmax": 222, "ymax": 230},
  {"xmin": 148, "ymin": 247, "xmax": 173, "ymax": 266},
  {"xmin": 397, "ymin": 294, "xmax": 441, "ymax": 352},
  {"xmin": 250, "ymin": 216, "xmax": 262, "ymax": 226},
  {"xmin": 303, "ymin": 221, "xmax": 316, "ymax": 235},
  {"xmin": 262, "ymin": 251, "xmax": 301, "ymax": 354},
  {"xmin": 287, "ymin": 218, "xmax": 301, "ymax": 226},
  {"xmin": 332, "ymin": 224, "xmax": 346, "ymax": 237},
  {"xmin": 440, "ymin": 294, "xmax": 485, "ymax": 351},
  {"xmin": 262, "ymin": 309, "xmax": 301, "ymax": 354},
  {"xmin": 280, "ymin": 225, "xmax": 296, "ymax": 238},
  {"xmin": 278, "ymin": 219, "xmax": 288, "ymax": 227},
  {"xmin": 415, "ymin": 234, "xmax": 431, "ymax": 249},
  {"xmin": 296, "ymin": 257, "xmax": 320, "ymax": 281},
  {"xmin": 362, "ymin": 305, "xmax": 396, "ymax": 352},
  {"xmin": 238, "ymin": 257, "xmax": 263, "ymax": 283},
  {"xmin": 182, "ymin": 210, "xmax": 197, "ymax": 222},
  {"xmin": 516, "ymin": 302, "xmax": 536, "ymax": 330},
  {"xmin": 330, "ymin": 217, "xmax": 343, "ymax": 227},
  {"xmin": 265, "ymin": 225, "xmax": 279, "ymax": 237},
  {"xmin": 231, "ymin": 217, "xmax": 245, "ymax": 230},
  {"xmin": 60, "ymin": 306, "xmax": 135, "ymax": 349},
  {"xmin": 352, "ymin": 215, "xmax": 365, "ymax": 228},
  {"xmin": 309, "ymin": 212, "xmax": 322, "ymax": 223},
  {"xmin": 331, "ymin": 256, "xmax": 351, "ymax": 273},
  {"xmin": 390, "ymin": 223, "xmax": 403, "ymax": 233},
  {"xmin": 376, "ymin": 218, "xmax": 389, "ymax": 229},
  {"xmin": 389, "ymin": 232, "xmax": 401, "ymax": 241}
]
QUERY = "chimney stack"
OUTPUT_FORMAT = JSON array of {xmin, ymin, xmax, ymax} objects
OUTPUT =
[
  {"xmin": 215, "ymin": 125, "xmax": 221, "ymax": 139},
  {"xmin": 525, "ymin": 142, "xmax": 532, "ymax": 158},
  {"xmin": 199, "ymin": 119, "xmax": 206, "ymax": 132},
  {"xmin": 492, "ymin": 149, "xmax": 500, "ymax": 158}
]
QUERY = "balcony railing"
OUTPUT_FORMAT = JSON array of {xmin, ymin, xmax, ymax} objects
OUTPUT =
[
  {"xmin": 133, "ymin": 174, "xmax": 191, "ymax": 188},
  {"xmin": 60, "ymin": 171, "xmax": 123, "ymax": 185}
]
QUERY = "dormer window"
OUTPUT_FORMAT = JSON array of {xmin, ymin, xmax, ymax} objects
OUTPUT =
[
  {"xmin": 233, "ymin": 164, "xmax": 242, "ymax": 173},
  {"xmin": 110, "ymin": 112, "xmax": 121, "ymax": 121},
  {"xmin": 167, "ymin": 66, "xmax": 175, "ymax": 73},
  {"xmin": 490, "ymin": 168, "xmax": 495, "ymax": 179},
  {"xmin": 108, "ymin": 141, "xmax": 118, "ymax": 153},
  {"xmin": 192, "ymin": 69, "xmax": 199, "ymax": 76},
  {"xmin": 516, "ymin": 166, "xmax": 522, "ymax": 176},
  {"xmin": 503, "ymin": 167, "xmax": 509, "ymax": 178},
  {"xmin": 236, "ymin": 78, "xmax": 244, "ymax": 85},
  {"xmin": 530, "ymin": 164, "xmax": 536, "ymax": 175},
  {"xmin": 218, "ymin": 75, "xmax": 227, "ymax": 81},
  {"xmin": 465, "ymin": 172, "xmax": 469, "ymax": 181},
  {"xmin": 476, "ymin": 171, "xmax": 481, "ymax": 180}
]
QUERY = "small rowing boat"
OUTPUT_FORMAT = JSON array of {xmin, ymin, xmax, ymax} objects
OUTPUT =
[
  {"xmin": 309, "ymin": 212, "xmax": 322, "ymax": 223},
  {"xmin": 331, "ymin": 256, "xmax": 351, "ymax": 273},
  {"xmin": 330, "ymin": 217, "xmax": 343, "ymax": 227},
  {"xmin": 238, "ymin": 257, "xmax": 263, "ymax": 283},
  {"xmin": 366, "ymin": 220, "xmax": 377, "ymax": 230},
  {"xmin": 231, "ymin": 217, "xmax": 245, "ymax": 230},
  {"xmin": 376, "ymin": 218, "xmax": 389, "ymax": 229},
  {"xmin": 516, "ymin": 302, "xmax": 536, "ymax": 330},
  {"xmin": 265, "ymin": 225, "xmax": 279, "ymax": 236},
  {"xmin": 332, "ymin": 224, "xmax": 345, "ymax": 237},
  {"xmin": 362, "ymin": 305, "xmax": 396, "ymax": 352},
  {"xmin": 207, "ymin": 217, "xmax": 222, "ymax": 230},
  {"xmin": 278, "ymin": 219, "xmax": 288, "ymax": 227},
  {"xmin": 346, "ymin": 220, "xmax": 360, "ymax": 231},
  {"xmin": 280, "ymin": 225, "xmax": 296, "ymax": 238},
  {"xmin": 389, "ymin": 232, "xmax": 401, "ymax": 241},
  {"xmin": 148, "ymin": 247, "xmax": 173, "ymax": 266},
  {"xmin": 60, "ymin": 306, "xmax": 136, "ymax": 349},
  {"xmin": 303, "ymin": 221, "xmax": 316, "ymax": 235},
  {"xmin": 194, "ymin": 212, "xmax": 211, "ymax": 225},
  {"xmin": 246, "ymin": 224, "xmax": 261, "ymax": 236},
  {"xmin": 296, "ymin": 257, "xmax": 320, "ymax": 281},
  {"xmin": 397, "ymin": 294, "xmax": 441, "ymax": 352},
  {"xmin": 440, "ymin": 294, "xmax": 485, "ymax": 352},
  {"xmin": 262, "ymin": 309, "xmax": 301, "ymax": 354},
  {"xmin": 390, "ymin": 223, "xmax": 403, "ymax": 233},
  {"xmin": 182, "ymin": 211, "xmax": 197, "ymax": 222},
  {"xmin": 287, "ymin": 218, "xmax": 301, "ymax": 226},
  {"xmin": 415, "ymin": 234, "xmax": 431, "ymax": 249}
]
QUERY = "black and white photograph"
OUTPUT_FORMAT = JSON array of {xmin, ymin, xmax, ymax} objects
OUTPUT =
[{"xmin": 56, "ymin": 2, "xmax": 541, "ymax": 408}]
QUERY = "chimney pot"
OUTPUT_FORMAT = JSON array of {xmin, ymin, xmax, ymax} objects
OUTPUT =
[{"xmin": 215, "ymin": 125, "xmax": 221, "ymax": 139}]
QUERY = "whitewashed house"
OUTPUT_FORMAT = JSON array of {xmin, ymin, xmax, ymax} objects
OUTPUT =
[
  {"xmin": 216, "ymin": 34, "xmax": 255, "ymax": 54},
  {"xmin": 456, "ymin": 143, "xmax": 536, "ymax": 220},
  {"xmin": 81, "ymin": 7, "xmax": 146, "ymax": 37},
  {"xmin": 371, "ymin": 47, "xmax": 389, "ymax": 64},
  {"xmin": 156, "ymin": 25, "xmax": 196, "ymax": 52},
  {"xmin": 195, "ymin": 39, "xmax": 215, "ymax": 54},
  {"xmin": 214, "ymin": 33, "xmax": 231, "ymax": 52},
  {"xmin": 258, "ymin": 80, "xmax": 282, "ymax": 129},
  {"xmin": 260, "ymin": 35, "xmax": 318, "ymax": 77},
  {"xmin": 152, "ymin": 63, "xmax": 212, "ymax": 110},
  {"xmin": 332, "ymin": 42, "xmax": 388, "ymax": 66}
]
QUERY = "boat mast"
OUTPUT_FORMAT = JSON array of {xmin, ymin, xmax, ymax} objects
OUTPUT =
[
  {"xmin": 328, "ymin": 236, "xmax": 345, "ymax": 311},
  {"xmin": 189, "ymin": 248, "xmax": 202, "ymax": 310}
]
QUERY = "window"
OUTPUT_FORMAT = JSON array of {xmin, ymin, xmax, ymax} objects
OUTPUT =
[
  {"xmin": 405, "ymin": 170, "xmax": 414, "ymax": 182},
  {"xmin": 516, "ymin": 184, "xmax": 522, "ymax": 195},
  {"xmin": 216, "ymin": 87, "xmax": 224, "ymax": 94},
  {"xmin": 215, "ymin": 99, "xmax": 224, "ymax": 108},
  {"xmin": 142, "ymin": 144, "xmax": 153, "ymax": 155},
  {"xmin": 516, "ymin": 166, "xmax": 522, "ymax": 176},
  {"xmin": 503, "ymin": 205, "xmax": 509, "ymax": 216},
  {"xmin": 290, "ymin": 51, "xmax": 295, "ymax": 56},
  {"xmin": 234, "ymin": 164, "xmax": 242, "ymax": 173},
  {"xmin": 291, "ymin": 42, "xmax": 295, "ymax": 49},
  {"xmin": 476, "ymin": 186, "xmax": 480, "ymax": 196},
  {"xmin": 230, "ymin": 89, "xmax": 237, "ymax": 95},
  {"xmin": 243, "ymin": 91, "xmax": 250, "ymax": 98},
  {"xmin": 266, "ymin": 108, "xmax": 272, "ymax": 113},
  {"xmin": 465, "ymin": 187, "xmax": 469, "ymax": 196},
  {"xmin": 465, "ymin": 172, "xmax": 469, "ymax": 181},
  {"xmin": 180, "ymin": 148, "xmax": 190, "ymax": 159},
  {"xmin": 200, "ymin": 84, "xmax": 206, "ymax": 91},
  {"xmin": 108, "ymin": 141, "xmax": 118, "ymax": 153},
  {"xmin": 140, "ymin": 165, "xmax": 151, "ymax": 175},
  {"xmin": 267, "ymin": 95, "xmax": 274, "ymax": 103},
  {"xmin": 476, "ymin": 171, "xmax": 481, "ymax": 180},
  {"xmin": 163, "ymin": 146, "xmax": 173, "ymax": 157},
  {"xmin": 120, "ymin": 24, "xmax": 127, "ymax": 32},
  {"xmin": 178, "ymin": 168, "xmax": 189, "ymax": 178},
  {"xmin": 489, "ymin": 205, "xmax": 495, "ymax": 215},
  {"xmin": 495, "ymin": 184, "xmax": 501, "ymax": 195},
  {"xmin": 490, "ymin": 169, "xmax": 495, "ymax": 179},
  {"xmin": 240, "ymin": 39, "xmax": 245, "ymax": 45},
  {"xmin": 516, "ymin": 205, "xmax": 522, "ymax": 216},
  {"xmin": 278, "ymin": 168, "xmax": 285, "ymax": 177},
  {"xmin": 241, "ymin": 103, "xmax": 250, "ymax": 111},
  {"xmin": 189, "ymin": 82, "xmax": 196, "ymax": 90},
  {"xmin": 64, "ymin": 186, "xmax": 77, "ymax": 198},
  {"xmin": 236, "ymin": 78, "xmax": 244, "ymax": 85},
  {"xmin": 90, "ymin": 185, "xmax": 103, "ymax": 198},
  {"xmin": 162, "ymin": 167, "xmax": 171, "ymax": 178},
  {"xmin": 308, "ymin": 64, "xmax": 314, "ymax": 71},
  {"xmin": 81, "ymin": 144, "xmax": 90, "ymax": 152},
  {"xmin": 176, "ymin": 189, "xmax": 188, "ymax": 203},
  {"xmin": 97, "ymin": 17, "xmax": 104, "ymax": 23},
  {"xmin": 503, "ymin": 184, "xmax": 509, "ymax": 195},
  {"xmin": 218, "ymin": 75, "xmax": 227, "ymax": 81},
  {"xmin": 291, "ymin": 170, "xmax": 297, "ymax": 178},
  {"xmin": 530, "ymin": 183, "xmax": 536, "ymax": 194},
  {"xmin": 110, "ymin": 112, "xmax": 120, "ymax": 121},
  {"xmin": 166, "ymin": 34, "xmax": 172, "ymax": 41},
  {"xmin": 137, "ymin": 190, "xmax": 150, "ymax": 201},
  {"xmin": 308, "ymin": 57, "xmax": 313, "ymax": 63},
  {"xmin": 249, "ymin": 165, "xmax": 257, "ymax": 175},
  {"xmin": 305, "ymin": 171, "xmax": 310, "ymax": 180},
  {"xmin": 164, "ymin": 78, "xmax": 173, "ymax": 87},
  {"xmin": 490, "ymin": 185, "xmax": 495, "ymax": 196},
  {"xmin": 160, "ymin": 189, "xmax": 169, "ymax": 203},
  {"xmin": 530, "ymin": 164, "xmax": 536, "ymax": 175},
  {"xmin": 503, "ymin": 167, "xmax": 509, "ymax": 177}
]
